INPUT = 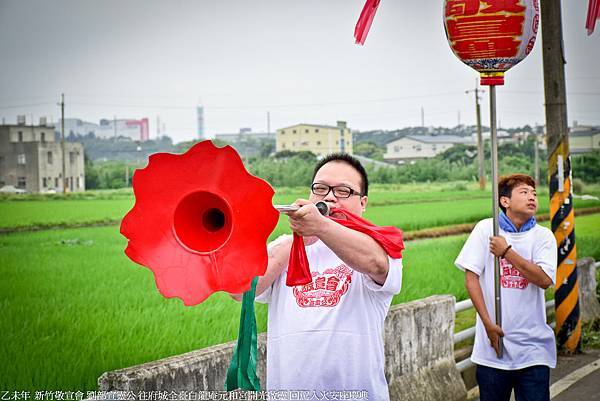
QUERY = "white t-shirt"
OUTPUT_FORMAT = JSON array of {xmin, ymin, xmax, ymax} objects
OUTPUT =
[
  {"xmin": 454, "ymin": 218, "xmax": 557, "ymax": 370},
  {"xmin": 256, "ymin": 237, "xmax": 403, "ymax": 401}
]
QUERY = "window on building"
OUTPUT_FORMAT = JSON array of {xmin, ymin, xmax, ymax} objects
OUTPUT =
[
  {"xmin": 17, "ymin": 177, "xmax": 26, "ymax": 188},
  {"xmin": 315, "ymin": 129, "xmax": 319, "ymax": 133},
  {"xmin": 282, "ymin": 143, "xmax": 286, "ymax": 149},
  {"xmin": 43, "ymin": 177, "xmax": 47, "ymax": 188},
  {"xmin": 69, "ymin": 152, "xmax": 75, "ymax": 164},
  {"xmin": 394, "ymin": 145, "xmax": 400, "ymax": 152},
  {"xmin": 305, "ymin": 129, "xmax": 309, "ymax": 133},
  {"xmin": 432, "ymin": 144, "xmax": 437, "ymax": 151},
  {"xmin": 317, "ymin": 141, "xmax": 321, "ymax": 145},
  {"xmin": 336, "ymin": 140, "xmax": 339, "ymax": 145},
  {"xmin": 18, "ymin": 131, "xmax": 23, "ymax": 142},
  {"xmin": 55, "ymin": 177, "xmax": 59, "ymax": 188},
  {"xmin": 280, "ymin": 130, "xmax": 285, "ymax": 135},
  {"xmin": 41, "ymin": 132, "xmax": 46, "ymax": 143},
  {"xmin": 292, "ymin": 130, "xmax": 297, "ymax": 134},
  {"xmin": 76, "ymin": 177, "xmax": 80, "ymax": 189},
  {"xmin": 416, "ymin": 145, "xmax": 422, "ymax": 151},
  {"xmin": 47, "ymin": 151, "xmax": 53, "ymax": 164},
  {"xmin": 17, "ymin": 154, "xmax": 26, "ymax": 165}
]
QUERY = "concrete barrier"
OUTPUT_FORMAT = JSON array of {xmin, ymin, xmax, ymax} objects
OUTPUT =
[
  {"xmin": 385, "ymin": 295, "xmax": 466, "ymax": 401},
  {"xmin": 579, "ymin": 257, "xmax": 600, "ymax": 323},
  {"xmin": 99, "ymin": 295, "xmax": 466, "ymax": 401}
]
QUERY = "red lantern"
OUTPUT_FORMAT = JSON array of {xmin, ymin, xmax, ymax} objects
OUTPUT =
[
  {"xmin": 120, "ymin": 141, "xmax": 279, "ymax": 306},
  {"xmin": 443, "ymin": 0, "xmax": 539, "ymax": 85}
]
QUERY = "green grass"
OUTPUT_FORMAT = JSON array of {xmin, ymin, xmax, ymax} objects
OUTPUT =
[
  {"xmin": 1, "ymin": 212, "xmax": 598, "ymax": 390},
  {"xmin": 2, "ymin": 182, "xmax": 599, "ymax": 232}
]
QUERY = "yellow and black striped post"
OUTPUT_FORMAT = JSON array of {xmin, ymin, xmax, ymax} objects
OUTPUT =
[
  {"xmin": 541, "ymin": 0, "xmax": 581, "ymax": 353},
  {"xmin": 548, "ymin": 145, "xmax": 580, "ymax": 353}
]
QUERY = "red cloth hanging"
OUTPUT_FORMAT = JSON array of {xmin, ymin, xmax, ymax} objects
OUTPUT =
[
  {"xmin": 354, "ymin": 0, "xmax": 381, "ymax": 45},
  {"xmin": 587, "ymin": 0, "xmax": 600, "ymax": 35},
  {"xmin": 286, "ymin": 207, "xmax": 404, "ymax": 286}
]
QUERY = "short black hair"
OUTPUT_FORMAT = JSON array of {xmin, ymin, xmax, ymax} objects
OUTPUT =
[
  {"xmin": 311, "ymin": 153, "xmax": 369, "ymax": 196},
  {"xmin": 498, "ymin": 174, "xmax": 536, "ymax": 213}
]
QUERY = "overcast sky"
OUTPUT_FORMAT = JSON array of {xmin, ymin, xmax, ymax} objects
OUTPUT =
[{"xmin": 0, "ymin": 0, "xmax": 598, "ymax": 142}]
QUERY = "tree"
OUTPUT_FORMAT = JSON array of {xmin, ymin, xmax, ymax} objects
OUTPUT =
[{"xmin": 354, "ymin": 142, "xmax": 385, "ymax": 161}]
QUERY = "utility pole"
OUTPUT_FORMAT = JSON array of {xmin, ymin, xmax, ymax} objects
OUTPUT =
[
  {"xmin": 466, "ymin": 81, "xmax": 486, "ymax": 190},
  {"xmin": 60, "ymin": 93, "xmax": 67, "ymax": 193},
  {"xmin": 534, "ymin": 128, "xmax": 540, "ymax": 185},
  {"xmin": 267, "ymin": 111, "xmax": 271, "ymax": 134},
  {"xmin": 541, "ymin": 0, "xmax": 580, "ymax": 354}
]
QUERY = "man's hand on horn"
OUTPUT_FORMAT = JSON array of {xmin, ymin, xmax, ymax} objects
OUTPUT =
[{"xmin": 286, "ymin": 199, "xmax": 328, "ymax": 244}]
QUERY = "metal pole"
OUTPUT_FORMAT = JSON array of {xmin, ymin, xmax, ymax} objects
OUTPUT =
[
  {"xmin": 489, "ymin": 85, "xmax": 503, "ymax": 358},
  {"xmin": 475, "ymin": 86, "xmax": 485, "ymax": 190}
]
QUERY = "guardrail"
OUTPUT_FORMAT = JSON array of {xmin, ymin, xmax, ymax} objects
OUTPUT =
[{"xmin": 454, "ymin": 299, "xmax": 556, "ymax": 372}]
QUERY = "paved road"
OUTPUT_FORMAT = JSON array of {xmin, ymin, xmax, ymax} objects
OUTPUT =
[
  {"xmin": 471, "ymin": 348, "xmax": 600, "ymax": 400},
  {"xmin": 551, "ymin": 348, "xmax": 600, "ymax": 401}
]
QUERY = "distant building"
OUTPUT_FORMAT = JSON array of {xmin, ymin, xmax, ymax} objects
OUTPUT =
[
  {"xmin": 569, "ymin": 127, "xmax": 600, "ymax": 154},
  {"xmin": 384, "ymin": 135, "xmax": 474, "ymax": 163},
  {"xmin": 215, "ymin": 128, "xmax": 275, "ymax": 158},
  {"xmin": 0, "ymin": 118, "xmax": 85, "ymax": 193},
  {"xmin": 59, "ymin": 117, "xmax": 150, "ymax": 141},
  {"xmin": 276, "ymin": 121, "xmax": 353, "ymax": 157}
]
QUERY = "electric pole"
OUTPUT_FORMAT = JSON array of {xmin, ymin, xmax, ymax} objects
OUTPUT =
[
  {"xmin": 466, "ymin": 81, "xmax": 486, "ymax": 190},
  {"xmin": 267, "ymin": 111, "xmax": 271, "ymax": 134},
  {"xmin": 534, "ymin": 127, "xmax": 540, "ymax": 185},
  {"xmin": 541, "ymin": 0, "xmax": 580, "ymax": 354},
  {"xmin": 60, "ymin": 93, "xmax": 67, "ymax": 193}
]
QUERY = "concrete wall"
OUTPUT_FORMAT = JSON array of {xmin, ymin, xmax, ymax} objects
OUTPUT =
[{"xmin": 99, "ymin": 295, "xmax": 466, "ymax": 401}]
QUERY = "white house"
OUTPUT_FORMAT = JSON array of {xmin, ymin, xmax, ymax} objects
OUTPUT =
[{"xmin": 384, "ymin": 135, "xmax": 474, "ymax": 163}]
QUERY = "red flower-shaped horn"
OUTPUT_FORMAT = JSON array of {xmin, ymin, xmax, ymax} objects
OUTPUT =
[{"xmin": 120, "ymin": 141, "xmax": 279, "ymax": 306}]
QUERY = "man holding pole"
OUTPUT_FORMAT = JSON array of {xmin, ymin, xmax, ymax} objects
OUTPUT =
[{"xmin": 455, "ymin": 174, "xmax": 557, "ymax": 401}]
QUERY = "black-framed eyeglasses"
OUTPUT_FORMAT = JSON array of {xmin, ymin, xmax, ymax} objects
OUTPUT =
[{"xmin": 311, "ymin": 183, "xmax": 363, "ymax": 199}]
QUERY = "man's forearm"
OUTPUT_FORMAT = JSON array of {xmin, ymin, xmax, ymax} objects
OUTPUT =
[
  {"xmin": 465, "ymin": 271, "xmax": 494, "ymax": 327},
  {"xmin": 254, "ymin": 236, "xmax": 292, "ymax": 296},
  {"xmin": 503, "ymin": 249, "xmax": 552, "ymax": 289},
  {"xmin": 318, "ymin": 218, "xmax": 389, "ymax": 284}
]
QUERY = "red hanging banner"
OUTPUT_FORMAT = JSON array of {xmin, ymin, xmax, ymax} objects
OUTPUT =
[
  {"xmin": 354, "ymin": 0, "xmax": 382, "ymax": 45},
  {"xmin": 587, "ymin": 0, "xmax": 600, "ymax": 35}
]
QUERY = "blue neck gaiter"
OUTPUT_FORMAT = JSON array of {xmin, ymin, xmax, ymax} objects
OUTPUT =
[{"xmin": 499, "ymin": 210, "xmax": 536, "ymax": 233}]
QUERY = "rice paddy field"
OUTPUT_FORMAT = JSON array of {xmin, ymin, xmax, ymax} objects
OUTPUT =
[{"xmin": 0, "ymin": 182, "xmax": 599, "ymax": 391}]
